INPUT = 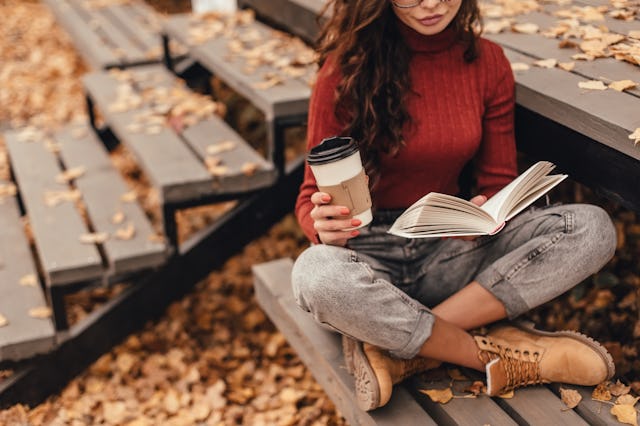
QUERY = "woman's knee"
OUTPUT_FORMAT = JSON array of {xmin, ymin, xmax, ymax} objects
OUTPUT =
[{"xmin": 571, "ymin": 204, "xmax": 616, "ymax": 264}]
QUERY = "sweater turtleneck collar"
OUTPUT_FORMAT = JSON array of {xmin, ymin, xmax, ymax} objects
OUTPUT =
[{"xmin": 397, "ymin": 19, "xmax": 458, "ymax": 53}]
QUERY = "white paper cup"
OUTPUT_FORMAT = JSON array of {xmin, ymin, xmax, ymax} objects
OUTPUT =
[{"xmin": 307, "ymin": 137, "xmax": 372, "ymax": 229}]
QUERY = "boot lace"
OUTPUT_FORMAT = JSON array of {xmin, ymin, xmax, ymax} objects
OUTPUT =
[{"xmin": 478, "ymin": 339, "xmax": 544, "ymax": 392}]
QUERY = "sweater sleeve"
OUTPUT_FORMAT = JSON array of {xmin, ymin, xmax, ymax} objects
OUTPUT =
[
  {"xmin": 295, "ymin": 58, "xmax": 345, "ymax": 243},
  {"xmin": 474, "ymin": 43, "xmax": 518, "ymax": 198}
]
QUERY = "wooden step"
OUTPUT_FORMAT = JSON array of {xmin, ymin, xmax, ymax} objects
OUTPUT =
[
  {"xmin": 83, "ymin": 65, "xmax": 277, "ymax": 205},
  {"xmin": 4, "ymin": 123, "xmax": 168, "ymax": 287},
  {"xmin": 237, "ymin": 0, "xmax": 327, "ymax": 44},
  {"xmin": 0, "ymin": 178, "xmax": 55, "ymax": 362},
  {"xmin": 162, "ymin": 13, "xmax": 315, "ymax": 121},
  {"xmin": 42, "ymin": 0, "xmax": 184, "ymax": 69},
  {"xmin": 252, "ymin": 258, "xmax": 624, "ymax": 425}
]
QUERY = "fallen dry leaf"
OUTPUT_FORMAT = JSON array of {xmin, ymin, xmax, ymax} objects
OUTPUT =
[
  {"xmin": 115, "ymin": 222, "xmax": 136, "ymax": 240},
  {"xmin": 611, "ymin": 404, "xmax": 639, "ymax": 426},
  {"xmin": 111, "ymin": 211, "xmax": 125, "ymax": 225},
  {"xmin": 609, "ymin": 80, "xmax": 638, "ymax": 92},
  {"xmin": 510, "ymin": 62, "xmax": 530, "ymax": 71},
  {"xmin": 593, "ymin": 382, "xmax": 613, "ymax": 401},
  {"xmin": 512, "ymin": 22, "xmax": 539, "ymax": 34},
  {"xmin": 19, "ymin": 274, "xmax": 37, "ymax": 287},
  {"xmin": 578, "ymin": 80, "xmax": 608, "ymax": 90},
  {"xmin": 120, "ymin": 191, "xmax": 137, "ymax": 203},
  {"xmin": 629, "ymin": 128, "xmax": 640, "ymax": 146},
  {"xmin": 560, "ymin": 387, "xmax": 582, "ymax": 408},
  {"xmin": 617, "ymin": 394, "xmax": 640, "ymax": 406},
  {"xmin": 56, "ymin": 166, "xmax": 86, "ymax": 184},
  {"xmin": 419, "ymin": 388, "xmax": 453, "ymax": 404},
  {"xmin": 611, "ymin": 380, "xmax": 633, "ymax": 396},
  {"xmin": 28, "ymin": 306, "xmax": 52, "ymax": 319},
  {"xmin": 0, "ymin": 313, "xmax": 8, "ymax": 327},
  {"xmin": 79, "ymin": 232, "xmax": 109, "ymax": 244},
  {"xmin": 558, "ymin": 62, "xmax": 576, "ymax": 71},
  {"xmin": 498, "ymin": 390, "xmax": 515, "ymax": 399},
  {"xmin": 533, "ymin": 58, "xmax": 558, "ymax": 68},
  {"xmin": 0, "ymin": 183, "xmax": 17, "ymax": 199},
  {"xmin": 241, "ymin": 162, "xmax": 258, "ymax": 176},
  {"xmin": 43, "ymin": 189, "xmax": 81, "ymax": 207},
  {"xmin": 463, "ymin": 381, "xmax": 486, "ymax": 396},
  {"xmin": 630, "ymin": 31, "xmax": 640, "ymax": 40},
  {"xmin": 206, "ymin": 140, "xmax": 237, "ymax": 155}
]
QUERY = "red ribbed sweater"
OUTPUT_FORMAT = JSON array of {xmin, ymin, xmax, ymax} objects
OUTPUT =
[{"xmin": 296, "ymin": 21, "xmax": 518, "ymax": 243}]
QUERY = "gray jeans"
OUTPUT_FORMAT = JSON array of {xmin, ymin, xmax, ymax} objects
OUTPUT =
[{"xmin": 291, "ymin": 204, "xmax": 616, "ymax": 359}]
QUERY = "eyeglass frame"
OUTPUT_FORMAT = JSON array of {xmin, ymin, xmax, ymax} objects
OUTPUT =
[{"xmin": 391, "ymin": 0, "xmax": 452, "ymax": 9}]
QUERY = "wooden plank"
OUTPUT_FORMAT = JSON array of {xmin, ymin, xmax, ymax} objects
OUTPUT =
[
  {"xmin": 549, "ymin": 384, "xmax": 622, "ymax": 426},
  {"xmin": 181, "ymin": 118, "xmax": 276, "ymax": 194},
  {"xmin": 163, "ymin": 15, "xmax": 312, "ymax": 120},
  {"xmin": 82, "ymin": 4, "xmax": 146, "ymax": 62},
  {"xmin": 54, "ymin": 124, "xmax": 167, "ymax": 276},
  {"xmin": 501, "ymin": 48, "xmax": 640, "ymax": 161},
  {"xmin": 543, "ymin": 2, "xmax": 640, "ymax": 36},
  {"xmin": 0, "ymin": 179, "xmax": 56, "ymax": 362},
  {"xmin": 408, "ymin": 377, "xmax": 518, "ymax": 425},
  {"xmin": 4, "ymin": 131, "xmax": 103, "ymax": 287},
  {"xmin": 43, "ymin": 0, "xmax": 118, "ymax": 69},
  {"xmin": 495, "ymin": 386, "xmax": 589, "ymax": 425},
  {"xmin": 105, "ymin": 3, "xmax": 163, "ymax": 57},
  {"xmin": 253, "ymin": 259, "xmax": 438, "ymax": 426},
  {"xmin": 82, "ymin": 66, "xmax": 214, "ymax": 204}
]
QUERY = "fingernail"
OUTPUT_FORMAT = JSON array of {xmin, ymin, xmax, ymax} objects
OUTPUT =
[
  {"xmin": 350, "ymin": 230, "xmax": 359, "ymax": 237},
  {"xmin": 351, "ymin": 219, "xmax": 361, "ymax": 226},
  {"xmin": 322, "ymin": 195, "xmax": 331, "ymax": 202},
  {"xmin": 340, "ymin": 208, "xmax": 350, "ymax": 215}
]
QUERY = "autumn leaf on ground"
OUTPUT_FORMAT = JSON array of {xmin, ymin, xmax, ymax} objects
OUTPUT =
[
  {"xmin": 241, "ymin": 162, "xmax": 258, "ymax": 177},
  {"xmin": 498, "ymin": 390, "xmax": 515, "ymax": 399},
  {"xmin": 120, "ymin": 191, "xmax": 137, "ymax": 203},
  {"xmin": 19, "ymin": 274, "xmax": 37, "ymax": 287},
  {"xmin": 28, "ymin": 306, "xmax": 52, "ymax": 319},
  {"xmin": 593, "ymin": 382, "xmax": 613, "ymax": 401},
  {"xmin": 611, "ymin": 404, "xmax": 639, "ymax": 426},
  {"xmin": 206, "ymin": 140, "xmax": 237, "ymax": 155},
  {"xmin": 629, "ymin": 31, "xmax": 640, "ymax": 40},
  {"xmin": 512, "ymin": 22, "xmax": 539, "ymax": 34},
  {"xmin": 115, "ymin": 222, "xmax": 136, "ymax": 240},
  {"xmin": 578, "ymin": 80, "xmax": 608, "ymax": 90},
  {"xmin": 533, "ymin": 58, "xmax": 558, "ymax": 68},
  {"xmin": 0, "ymin": 183, "xmax": 17, "ymax": 199},
  {"xmin": 558, "ymin": 62, "xmax": 575, "ymax": 71},
  {"xmin": 463, "ymin": 381, "xmax": 486, "ymax": 396},
  {"xmin": 609, "ymin": 80, "xmax": 638, "ymax": 92},
  {"xmin": 484, "ymin": 19, "xmax": 511, "ymax": 34},
  {"xmin": 617, "ymin": 394, "xmax": 640, "ymax": 406},
  {"xmin": 56, "ymin": 166, "xmax": 86, "ymax": 184},
  {"xmin": 611, "ymin": 380, "xmax": 633, "ymax": 396},
  {"xmin": 0, "ymin": 313, "xmax": 8, "ymax": 327},
  {"xmin": 419, "ymin": 388, "xmax": 453, "ymax": 404},
  {"xmin": 560, "ymin": 387, "xmax": 582, "ymax": 409},
  {"xmin": 111, "ymin": 211, "xmax": 125, "ymax": 225},
  {"xmin": 511, "ymin": 62, "xmax": 530, "ymax": 71}
]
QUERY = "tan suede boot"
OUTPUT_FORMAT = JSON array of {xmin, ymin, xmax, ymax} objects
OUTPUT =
[
  {"xmin": 475, "ymin": 323, "xmax": 615, "ymax": 396},
  {"xmin": 342, "ymin": 335, "xmax": 441, "ymax": 411}
]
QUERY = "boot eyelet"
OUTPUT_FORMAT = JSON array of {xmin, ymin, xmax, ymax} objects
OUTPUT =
[
  {"xmin": 523, "ymin": 350, "xmax": 529, "ymax": 356},
  {"xmin": 482, "ymin": 339, "xmax": 487, "ymax": 344}
]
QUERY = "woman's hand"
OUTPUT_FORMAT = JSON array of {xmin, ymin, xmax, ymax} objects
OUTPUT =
[{"xmin": 310, "ymin": 191, "xmax": 362, "ymax": 246}]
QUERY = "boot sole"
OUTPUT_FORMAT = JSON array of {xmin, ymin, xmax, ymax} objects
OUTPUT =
[
  {"xmin": 351, "ymin": 339, "xmax": 381, "ymax": 411},
  {"xmin": 342, "ymin": 334, "xmax": 356, "ymax": 375},
  {"xmin": 514, "ymin": 321, "xmax": 615, "ymax": 380}
]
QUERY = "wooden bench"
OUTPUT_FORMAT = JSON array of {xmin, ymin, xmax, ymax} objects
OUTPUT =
[
  {"xmin": 161, "ymin": 10, "xmax": 316, "ymax": 179},
  {"xmin": 82, "ymin": 64, "xmax": 278, "ymax": 245},
  {"xmin": 2, "ymin": 123, "xmax": 168, "ymax": 335},
  {"xmin": 42, "ymin": 0, "xmax": 185, "ymax": 69},
  {"xmin": 253, "ymin": 258, "xmax": 623, "ymax": 426}
]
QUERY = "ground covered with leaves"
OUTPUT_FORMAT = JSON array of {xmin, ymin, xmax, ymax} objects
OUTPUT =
[{"xmin": 0, "ymin": 0, "xmax": 639, "ymax": 425}]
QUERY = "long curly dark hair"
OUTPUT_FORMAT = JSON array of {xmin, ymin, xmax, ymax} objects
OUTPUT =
[{"xmin": 316, "ymin": 0, "xmax": 481, "ymax": 191}]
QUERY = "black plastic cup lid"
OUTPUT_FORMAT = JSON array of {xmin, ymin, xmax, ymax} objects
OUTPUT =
[{"xmin": 307, "ymin": 136, "xmax": 359, "ymax": 165}]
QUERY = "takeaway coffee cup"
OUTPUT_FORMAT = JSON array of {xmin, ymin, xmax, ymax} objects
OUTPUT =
[{"xmin": 307, "ymin": 136, "xmax": 372, "ymax": 229}]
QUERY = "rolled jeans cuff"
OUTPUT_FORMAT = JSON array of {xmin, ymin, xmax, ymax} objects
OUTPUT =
[
  {"xmin": 476, "ymin": 267, "xmax": 530, "ymax": 319},
  {"xmin": 388, "ymin": 309, "xmax": 435, "ymax": 359}
]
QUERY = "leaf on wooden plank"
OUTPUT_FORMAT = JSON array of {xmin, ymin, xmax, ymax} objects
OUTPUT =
[
  {"xmin": 609, "ymin": 80, "xmax": 638, "ymax": 92},
  {"xmin": 510, "ymin": 62, "xmax": 530, "ymax": 71},
  {"xmin": 611, "ymin": 380, "xmax": 633, "ymax": 396},
  {"xmin": 484, "ymin": 19, "xmax": 512, "ymax": 35},
  {"xmin": 79, "ymin": 232, "xmax": 109, "ymax": 244},
  {"xmin": 206, "ymin": 140, "xmax": 237, "ymax": 155},
  {"xmin": 630, "ymin": 31, "xmax": 640, "ymax": 40},
  {"xmin": 617, "ymin": 394, "xmax": 640, "ymax": 406},
  {"xmin": 56, "ymin": 166, "xmax": 86, "ymax": 184},
  {"xmin": 628, "ymin": 128, "xmax": 640, "ymax": 146},
  {"xmin": 252, "ymin": 75, "xmax": 283, "ymax": 90},
  {"xmin": 16, "ymin": 126, "xmax": 45, "ymax": 143},
  {"xmin": 463, "ymin": 381, "xmax": 486, "ymax": 396},
  {"xmin": 111, "ymin": 211, "xmax": 125, "ymax": 225},
  {"xmin": 0, "ymin": 183, "xmax": 17, "ymax": 199},
  {"xmin": 0, "ymin": 313, "xmax": 8, "ymax": 327},
  {"xmin": 43, "ymin": 189, "xmax": 81, "ymax": 207},
  {"xmin": 558, "ymin": 61, "xmax": 576, "ymax": 71},
  {"xmin": 29, "ymin": 306, "xmax": 52, "ymax": 319},
  {"xmin": 44, "ymin": 140, "xmax": 60, "ymax": 153},
  {"xmin": 558, "ymin": 39, "xmax": 579, "ymax": 49},
  {"xmin": 241, "ymin": 162, "xmax": 258, "ymax": 177},
  {"xmin": 419, "ymin": 387, "xmax": 453, "ymax": 404},
  {"xmin": 512, "ymin": 22, "xmax": 539, "ymax": 34},
  {"xmin": 578, "ymin": 80, "xmax": 608, "ymax": 90},
  {"xmin": 560, "ymin": 387, "xmax": 582, "ymax": 408},
  {"xmin": 115, "ymin": 222, "xmax": 136, "ymax": 241},
  {"xmin": 120, "ymin": 191, "xmax": 137, "ymax": 203},
  {"xmin": 498, "ymin": 390, "xmax": 515, "ymax": 399},
  {"xmin": 611, "ymin": 404, "xmax": 639, "ymax": 426},
  {"xmin": 593, "ymin": 382, "xmax": 613, "ymax": 401},
  {"xmin": 572, "ymin": 53, "xmax": 596, "ymax": 61},
  {"xmin": 533, "ymin": 58, "xmax": 558, "ymax": 68},
  {"xmin": 19, "ymin": 273, "xmax": 37, "ymax": 287}
]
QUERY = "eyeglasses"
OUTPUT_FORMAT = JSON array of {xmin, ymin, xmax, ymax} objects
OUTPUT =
[{"xmin": 391, "ymin": 0, "xmax": 451, "ymax": 8}]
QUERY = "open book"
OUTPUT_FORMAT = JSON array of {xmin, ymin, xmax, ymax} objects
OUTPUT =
[{"xmin": 388, "ymin": 161, "xmax": 568, "ymax": 238}]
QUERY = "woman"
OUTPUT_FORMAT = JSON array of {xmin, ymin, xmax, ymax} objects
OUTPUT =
[{"xmin": 292, "ymin": 0, "xmax": 617, "ymax": 411}]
